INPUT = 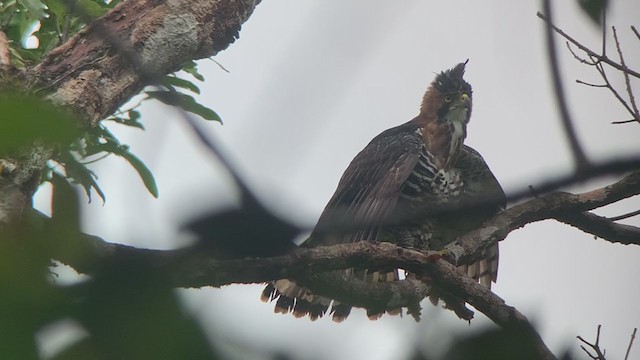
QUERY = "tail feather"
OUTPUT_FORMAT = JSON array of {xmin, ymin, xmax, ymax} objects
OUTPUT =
[
  {"xmin": 262, "ymin": 269, "xmax": 401, "ymax": 322},
  {"xmin": 330, "ymin": 302, "xmax": 352, "ymax": 322},
  {"xmin": 263, "ymin": 240, "xmax": 499, "ymax": 322},
  {"xmin": 458, "ymin": 242, "xmax": 499, "ymax": 289}
]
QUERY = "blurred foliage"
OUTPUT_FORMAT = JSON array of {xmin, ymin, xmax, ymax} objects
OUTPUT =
[
  {"xmin": 576, "ymin": 0, "xmax": 608, "ymax": 26},
  {"xmin": 0, "ymin": 0, "xmax": 121, "ymax": 67},
  {"xmin": 0, "ymin": 93, "xmax": 80, "ymax": 153},
  {"xmin": 1, "ymin": 0, "xmax": 220, "ymax": 201},
  {"xmin": 0, "ymin": 173, "xmax": 218, "ymax": 359},
  {"xmin": 0, "ymin": 4, "xmax": 225, "ymax": 355}
]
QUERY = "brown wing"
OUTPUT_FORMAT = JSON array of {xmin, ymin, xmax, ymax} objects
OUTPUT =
[
  {"xmin": 306, "ymin": 120, "xmax": 423, "ymax": 247},
  {"xmin": 455, "ymin": 145, "xmax": 506, "ymax": 287}
]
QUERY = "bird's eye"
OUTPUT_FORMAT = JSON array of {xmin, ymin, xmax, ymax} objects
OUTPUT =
[{"xmin": 444, "ymin": 96, "xmax": 452, "ymax": 102}]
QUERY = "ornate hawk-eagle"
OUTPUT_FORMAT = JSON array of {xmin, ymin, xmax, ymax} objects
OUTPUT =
[{"xmin": 262, "ymin": 61, "xmax": 505, "ymax": 321}]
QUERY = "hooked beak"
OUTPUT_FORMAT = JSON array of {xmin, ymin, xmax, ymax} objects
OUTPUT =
[{"xmin": 451, "ymin": 93, "xmax": 470, "ymax": 110}]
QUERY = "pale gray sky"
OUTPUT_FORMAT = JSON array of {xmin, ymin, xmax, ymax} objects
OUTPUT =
[{"xmin": 37, "ymin": 1, "xmax": 640, "ymax": 359}]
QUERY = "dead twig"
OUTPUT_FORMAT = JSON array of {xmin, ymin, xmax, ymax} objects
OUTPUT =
[
  {"xmin": 577, "ymin": 325, "xmax": 607, "ymax": 360},
  {"xmin": 537, "ymin": 12, "xmax": 640, "ymax": 79},
  {"xmin": 593, "ymin": 60, "xmax": 639, "ymax": 121},
  {"xmin": 625, "ymin": 328, "xmax": 637, "ymax": 360},
  {"xmin": 612, "ymin": 27, "xmax": 640, "ymax": 122},
  {"xmin": 608, "ymin": 209, "xmax": 640, "ymax": 221},
  {"xmin": 612, "ymin": 119, "xmax": 638, "ymax": 125},
  {"xmin": 631, "ymin": 26, "xmax": 640, "ymax": 42}
]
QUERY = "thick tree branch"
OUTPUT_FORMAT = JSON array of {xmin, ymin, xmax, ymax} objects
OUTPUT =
[
  {"xmin": 557, "ymin": 211, "xmax": 640, "ymax": 244},
  {"xmin": 47, "ymin": 171, "xmax": 640, "ymax": 286},
  {"xmin": 430, "ymin": 260, "xmax": 556, "ymax": 360},
  {"xmin": 445, "ymin": 171, "xmax": 640, "ymax": 265},
  {"xmin": 28, "ymin": 0, "xmax": 260, "ymax": 125},
  {"xmin": 0, "ymin": 0, "xmax": 261, "ymax": 226},
  {"xmin": 49, "ymin": 225, "xmax": 556, "ymax": 359}
]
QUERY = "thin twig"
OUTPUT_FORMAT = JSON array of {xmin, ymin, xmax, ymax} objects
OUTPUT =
[
  {"xmin": 612, "ymin": 27, "xmax": 640, "ymax": 122},
  {"xmin": 576, "ymin": 79, "xmax": 607, "ymax": 88},
  {"xmin": 567, "ymin": 42, "xmax": 598, "ymax": 65},
  {"xmin": 612, "ymin": 119, "xmax": 638, "ymax": 125},
  {"xmin": 577, "ymin": 325, "xmax": 607, "ymax": 360},
  {"xmin": 594, "ymin": 61, "xmax": 638, "ymax": 119},
  {"xmin": 537, "ymin": 12, "xmax": 640, "ymax": 79},
  {"xmin": 540, "ymin": 2, "xmax": 589, "ymax": 171},
  {"xmin": 631, "ymin": 26, "xmax": 640, "ymax": 42},
  {"xmin": 625, "ymin": 328, "xmax": 637, "ymax": 360},
  {"xmin": 209, "ymin": 58, "xmax": 230, "ymax": 73},
  {"xmin": 609, "ymin": 209, "xmax": 640, "ymax": 221},
  {"xmin": 624, "ymin": 328, "xmax": 638, "ymax": 360},
  {"xmin": 557, "ymin": 211, "xmax": 640, "ymax": 243}
]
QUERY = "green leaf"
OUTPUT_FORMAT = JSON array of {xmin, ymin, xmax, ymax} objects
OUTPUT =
[
  {"xmin": 87, "ymin": 142, "xmax": 159, "ymax": 198},
  {"xmin": 60, "ymin": 152, "xmax": 106, "ymax": 203},
  {"xmin": 106, "ymin": 111, "xmax": 144, "ymax": 130},
  {"xmin": 76, "ymin": 0, "xmax": 109, "ymax": 17},
  {"xmin": 119, "ymin": 150, "xmax": 159, "ymax": 198},
  {"xmin": 577, "ymin": 0, "xmax": 608, "ymax": 25},
  {"xmin": 146, "ymin": 91, "xmax": 222, "ymax": 122},
  {"xmin": 46, "ymin": 0, "xmax": 68, "ymax": 22},
  {"xmin": 164, "ymin": 75, "xmax": 200, "ymax": 94},
  {"xmin": 181, "ymin": 60, "xmax": 205, "ymax": 81},
  {"xmin": 20, "ymin": 0, "xmax": 47, "ymax": 20},
  {"xmin": 0, "ymin": 93, "xmax": 81, "ymax": 153},
  {"xmin": 51, "ymin": 171, "xmax": 81, "ymax": 237},
  {"xmin": 128, "ymin": 110, "xmax": 141, "ymax": 122}
]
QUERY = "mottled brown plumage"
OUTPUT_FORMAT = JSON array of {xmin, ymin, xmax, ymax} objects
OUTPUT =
[{"xmin": 262, "ymin": 62, "xmax": 505, "ymax": 322}]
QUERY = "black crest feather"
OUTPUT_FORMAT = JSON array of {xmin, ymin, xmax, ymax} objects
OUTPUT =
[{"xmin": 433, "ymin": 60, "xmax": 471, "ymax": 94}]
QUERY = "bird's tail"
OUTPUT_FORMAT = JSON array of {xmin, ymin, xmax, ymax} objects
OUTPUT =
[
  {"xmin": 457, "ymin": 242, "xmax": 499, "ymax": 288},
  {"xmin": 261, "ymin": 269, "xmax": 401, "ymax": 322}
]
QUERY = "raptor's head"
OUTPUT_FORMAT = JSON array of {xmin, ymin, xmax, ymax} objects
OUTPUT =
[
  {"xmin": 420, "ymin": 60, "xmax": 473, "ymax": 125},
  {"xmin": 420, "ymin": 61, "xmax": 473, "ymax": 169}
]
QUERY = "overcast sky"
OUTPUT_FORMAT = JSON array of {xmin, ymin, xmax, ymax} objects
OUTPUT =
[{"xmin": 38, "ymin": 1, "xmax": 640, "ymax": 359}]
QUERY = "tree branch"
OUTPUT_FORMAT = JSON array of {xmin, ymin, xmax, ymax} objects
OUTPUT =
[
  {"xmin": 540, "ymin": 1, "xmax": 589, "ymax": 170},
  {"xmin": 536, "ymin": 12, "xmax": 640, "ymax": 79},
  {"xmin": 556, "ymin": 211, "xmax": 640, "ymax": 244},
  {"xmin": 612, "ymin": 27, "xmax": 640, "ymax": 121},
  {"xmin": 47, "ymin": 168, "xmax": 640, "ymax": 360},
  {"xmin": 48, "ymin": 222, "xmax": 557, "ymax": 359},
  {"xmin": 47, "ymin": 170, "xmax": 640, "ymax": 287},
  {"xmin": 577, "ymin": 325, "xmax": 607, "ymax": 360},
  {"xmin": 28, "ymin": 0, "xmax": 260, "ymax": 125},
  {"xmin": 444, "ymin": 170, "xmax": 640, "ymax": 265},
  {"xmin": 0, "ymin": 0, "xmax": 261, "ymax": 226}
]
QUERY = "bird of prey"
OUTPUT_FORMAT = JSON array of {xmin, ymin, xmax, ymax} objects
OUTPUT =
[{"xmin": 262, "ymin": 61, "xmax": 505, "ymax": 322}]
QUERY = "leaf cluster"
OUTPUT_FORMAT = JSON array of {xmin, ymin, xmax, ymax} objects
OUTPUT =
[
  {"xmin": 0, "ymin": 177, "xmax": 218, "ymax": 359},
  {"xmin": 0, "ymin": 0, "xmax": 121, "ymax": 67},
  {"xmin": 2, "ymin": 2, "xmax": 221, "ymax": 202}
]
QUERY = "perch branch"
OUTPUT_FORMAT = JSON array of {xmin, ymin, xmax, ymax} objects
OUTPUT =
[
  {"xmin": 48, "ymin": 229, "xmax": 557, "ymax": 360},
  {"xmin": 557, "ymin": 211, "xmax": 640, "ymax": 243},
  {"xmin": 444, "ymin": 170, "xmax": 640, "ymax": 265},
  {"xmin": 45, "ymin": 169, "xmax": 640, "ymax": 287}
]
